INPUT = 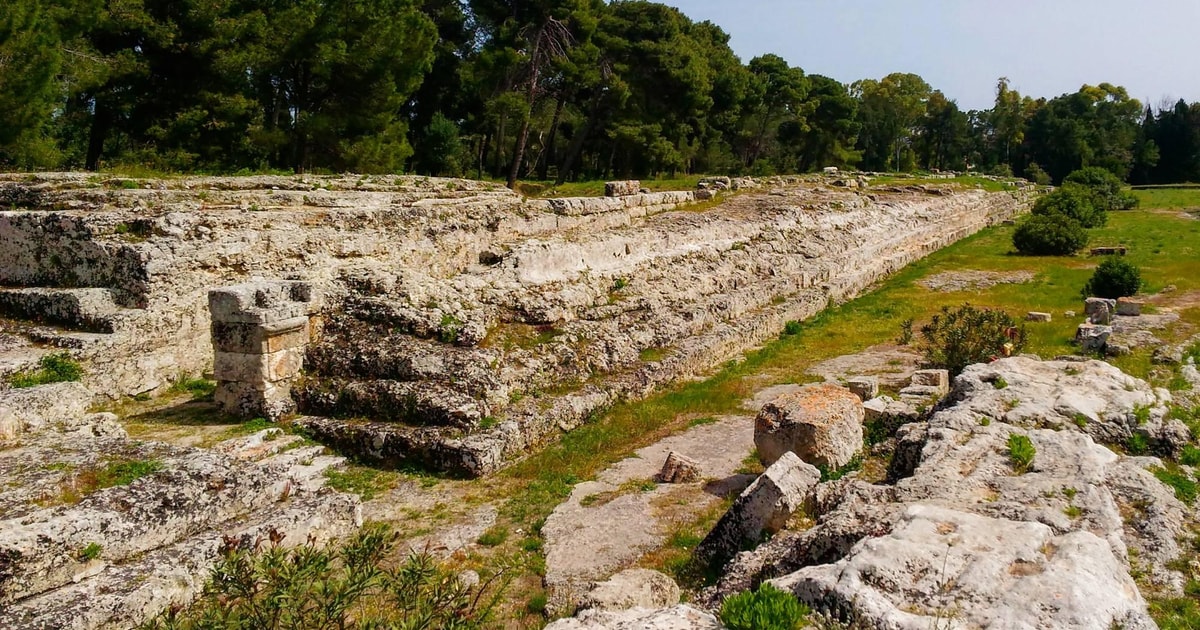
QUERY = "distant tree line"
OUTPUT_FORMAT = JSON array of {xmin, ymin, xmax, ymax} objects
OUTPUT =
[{"xmin": 0, "ymin": 0, "xmax": 1195, "ymax": 185}]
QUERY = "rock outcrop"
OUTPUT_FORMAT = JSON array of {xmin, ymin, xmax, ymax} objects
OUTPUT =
[
  {"xmin": 702, "ymin": 356, "xmax": 1189, "ymax": 629},
  {"xmin": 754, "ymin": 383, "xmax": 864, "ymax": 469}
]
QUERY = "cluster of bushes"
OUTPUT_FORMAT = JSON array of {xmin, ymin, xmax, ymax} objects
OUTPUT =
[
  {"xmin": 918, "ymin": 304, "xmax": 1027, "ymax": 376},
  {"xmin": 1012, "ymin": 167, "xmax": 1137, "ymax": 256}
]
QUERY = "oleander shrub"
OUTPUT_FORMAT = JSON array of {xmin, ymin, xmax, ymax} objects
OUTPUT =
[{"xmin": 919, "ymin": 304, "xmax": 1027, "ymax": 376}]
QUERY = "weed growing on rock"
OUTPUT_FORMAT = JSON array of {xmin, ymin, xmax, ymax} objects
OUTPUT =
[
  {"xmin": 1007, "ymin": 434, "xmax": 1036, "ymax": 474},
  {"xmin": 819, "ymin": 454, "xmax": 863, "ymax": 482},
  {"xmin": 143, "ymin": 523, "xmax": 507, "ymax": 629},
  {"xmin": 897, "ymin": 318, "xmax": 915, "ymax": 345},
  {"xmin": 1127, "ymin": 433, "xmax": 1150, "ymax": 456},
  {"xmin": 993, "ymin": 376, "xmax": 1009, "ymax": 389},
  {"xmin": 477, "ymin": 525, "xmax": 509, "ymax": 547},
  {"xmin": 720, "ymin": 583, "xmax": 810, "ymax": 630},
  {"xmin": 322, "ymin": 466, "xmax": 398, "ymax": 501},
  {"xmin": 99, "ymin": 459, "xmax": 163, "ymax": 487},
  {"xmin": 77, "ymin": 542, "xmax": 102, "ymax": 561},
  {"xmin": 1182, "ymin": 446, "xmax": 1200, "ymax": 467},
  {"xmin": 167, "ymin": 376, "xmax": 216, "ymax": 399},
  {"xmin": 1073, "ymin": 413, "xmax": 1089, "ymax": 428},
  {"xmin": 7, "ymin": 353, "xmax": 84, "ymax": 388}
]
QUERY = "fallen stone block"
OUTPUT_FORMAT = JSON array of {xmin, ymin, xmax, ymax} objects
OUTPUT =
[
  {"xmin": 656, "ymin": 452, "xmax": 702, "ymax": 484},
  {"xmin": 546, "ymin": 605, "xmax": 721, "ymax": 630},
  {"xmin": 845, "ymin": 376, "xmax": 878, "ymax": 401},
  {"xmin": 1026, "ymin": 312, "xmax": 1052, "ymax": 323},
  {"xmin": 1090, "ymin": 246, "xmax": 1128, "ymax": 256},
  {"xmin": 1085, "ymin": 297, "xmax": 1117, "ymax": 325},
  {"xmin": 754, "ymin": 383, "xmax": 864, "ymax": 469},
  {"xmin": 910, "ymin": 369, "xmax": 950, "ymax": 395},
  {"xmin": 695, "ymin": 452, "xmax": 820, "ymax": 569},
  {"xmin": 577, "ymin": 569, "xmax": 681, "ymax": 613},
  {"xmin": 1076, "ymin": 323, "xmax": 1112, "ymax": 353},
  {"xmin": 604, "ymin": 181, "xmax": 641, "ymax": 198},
  {"xmin": 1117, "ymin": 297, "xmax": 1143, "ymax": 317}
]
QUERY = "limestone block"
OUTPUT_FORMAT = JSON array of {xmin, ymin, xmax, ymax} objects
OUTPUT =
[
  {"xmin": 1090, "ymin": 246, "xmax": 1128, "ymax": 256},
  {"xmin": 1076, "ymin": 324, "xmax": 1112, "ymax": 353},
  {"xmin": 1117, "ymin": 298, "xmax": 1143, "ymax": 317},
  {"xmin": 846, "ymin": 376, "xmax": 879, "ymax": 401},
  {"xmin": 213, "ymin": 350, "xmax": 303, "ymax": 384},
  {"xmin": 656, "ymin": 452, "xmax": 702, "ymax": 484},
  {"xmin": 209, "ymin": 281, "xmax": 318, "ymax": 324},
  {"xmin": 695, "ymin": 452, "xmax": 820, "ymax": 568},
  {"xmin": 605, "ymin": 181, "xmax": 641, "ymax": 198},
  {"xmin": 754, "ymin": 383, "xmax": 865, "ymax": 469},
  {"xmin": 910, "ymin": 369, "xmax": 950, "ymax": 394},
  {"xmin": 577, "ymin": 569, "xmax": 681, "ymax": 613},
  {"xmin": 694, "ymin": 189, "xmax": 717, "ymax": 201},
  {"xmin": 1085, "ymin": 297, "xmax": 1117, "ymax": 325},
  {"xmin": 212, "ymin": 317, "xmax": 310, "ymax": 354},
  {"xmin": 546, "ymin": 605, "xmax": 721, "ymax": 630},
  {"xmin": 0, "ymin": 382, "xmax": 92, "ymax": 437},
  {"xmin": 1026, "ymin": 312, "xmax": 1053, "ymax": 323}
]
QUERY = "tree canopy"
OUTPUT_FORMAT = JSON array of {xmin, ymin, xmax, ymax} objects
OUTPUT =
[{"xmin": 0, "ymin": 0, "xmax": 1194, "ymax": 186}]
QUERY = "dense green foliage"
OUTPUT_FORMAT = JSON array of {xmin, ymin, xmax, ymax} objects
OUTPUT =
[
  {"xmin": 0, "ymin": 1, "xmax": 1195, "ymax": 184},
  {"xmin": 1012, "ymin": 214, "xmax": 1089, "ymax": 256},
  {"xmin": 1030, "ymin": 187, "xmax": 1106, "ymax": 228},
  {"xmin": 1064, "ymin": 166, "xmax": 1139, "ymax": 211},
  {"xmin": 918, "ymin": 304, "xmax": 1026, "ymax": 376},
  {"xmin": 1083, "ymin": 258, "xmax": 1143, "ymax": 299},
  {"xmin": 719, "ymin": 583, "xmax": 810, "ymax": 630},
  {"xmin": 143, "ymin": 523, "xmax": 504, "ymax": 629}
]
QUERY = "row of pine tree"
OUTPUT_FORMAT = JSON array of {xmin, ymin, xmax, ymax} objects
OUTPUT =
[{"xmin": 1, "ymin": 0, "xmax": 1196, "ymax": 185}]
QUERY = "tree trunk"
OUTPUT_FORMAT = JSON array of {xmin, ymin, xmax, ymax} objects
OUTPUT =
[
  {"xmin": 556, "ymin": 91, "xmax": 604, "ymax": 185},
  {"xmin": 537, "ymin": 97, "xmax": 565, "ymax": 181},
  {"xmin": 84, "ymin": 98, "xmax": 110, "ymax": 171},
  {"xmin": 507, "ymin": 35, "xmax": 544, "ymax": 189}
]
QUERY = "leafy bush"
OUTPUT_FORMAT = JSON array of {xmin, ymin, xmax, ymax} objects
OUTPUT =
[
  {"xmin": 1063, "ymin": 167, "xmax": 1135, "ymax": 212},
  {"xmin": 1082, "ymin": 257, "xmax": 1142, "ymax": 299},
  {"xmin": 919, "ymin": 304, "xmax": 1027, "ymax": 376},
  {"xmin": 1025, "ymin": 162, "xmax": 1052, "ymax": 186},
  {"xmin": 720, "ymin": 583, "xmax": 810, "ymax": 630},
  {"xmin": 1012, "ymin": 214, "xmax": 1089, "ymax": 256},
  {"xmin": 1007, "ymin": 434, "xmax": 1036, "ymax": 474},
  {"xmin": 7, "ymin": 352, "xmax": 84, "ymax": 388},
  {"xmin": 1030, "ymin": 187, "xmax": 1106, "ymax": 228},
  {"xmin": 143, "ymin": 523, "xmax": 505, "ymax": 630}
]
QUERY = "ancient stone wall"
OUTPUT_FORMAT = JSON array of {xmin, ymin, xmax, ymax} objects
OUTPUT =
[{"xmin": 0, "ymin": 173, "xmax": 1036, "ymax": 475}]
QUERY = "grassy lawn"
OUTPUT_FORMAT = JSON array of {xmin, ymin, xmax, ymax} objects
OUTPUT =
[{"xmin": 469, "ymin": 188, "xmax": 1200, "ymax": 625}]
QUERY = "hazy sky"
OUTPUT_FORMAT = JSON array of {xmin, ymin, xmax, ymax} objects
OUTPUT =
[{"xmin": 660, "ymin": 0, "xmax": 1199, "ymax": 111}]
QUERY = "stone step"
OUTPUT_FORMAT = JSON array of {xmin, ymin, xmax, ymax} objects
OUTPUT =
[
  {"xmin": 0, "ymin": 443, "xmax": 282, "ymax": 603},
  {"xmin": 0, "ymin": 490, "xmax": 362, "ymax": 630},
  {"xmin": 0, "ymin": 288, "xmax": 136, "ymax": 334},
  {"xmin": 294, "ymin": 378, "xmax": 488, "ymax": 430},
  {"xmin": 293, "ymin": 416, "xmax": 475, "ymax": 477},
  {"xmin": 210, "ymin": 428, "xmax": 303, "ymax": 461}
]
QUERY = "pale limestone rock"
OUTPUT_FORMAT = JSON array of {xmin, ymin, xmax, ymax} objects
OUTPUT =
[
  {"xmin": 605, "ymin": 181, "xmax": 641, "ymax": 198},
  {"xmin": 1117, "ymin": 297, "xmax": 1144, "ymax": 316},
  {"xmin": 546, "ymin": 605, "xmax": 721, "ymax": 630},
  {"xmin": 656, "ymin": 452, "xmax": 702, "ymax": 484},
  {"xmin": 1026, "ymin": 311, "xmax": 1052, "ymax": 322},
  {"xmin": 845, "ymin": 376, "xmax": 878, "ymax": 401},
  {"xmin": 578, "ymin": 569, "xmax": 681, "ymax": 613},
  {"xmin": 1076, "ymin": 323, "xmax": 1112, "ymax": 353},
  {"xmin": 754, "ymin": 383, "xmax": 864, "ymax": 469},
  {"xmin": 1085, "ymin": 297, "xmax": 1117, "ymax": 325},
  {"xmin": 695, "ymin": 452, "xmax": 820, "ymax": 568}
]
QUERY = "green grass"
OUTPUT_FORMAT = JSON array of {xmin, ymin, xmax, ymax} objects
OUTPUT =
[
  {"xmin": 323, "ymin": 465, "xmax": 400, "ymax": 501},
  {"xmin": 77, "ymin": 542, "xmax": 103, "ymax": 561},
  {"xmin": 1153, "ymin": 465, "xmax": 1199, "ymax": 505},
  {"xmin": 167, "ymin": 376, "xmax": 217, "ymax": 399},
  {"xmin": 98, "ymin": 459, "xmax": 164, "ymax": 487},
  {"xmin": 7, "ymin": 353, "xmax": 84, "ymax": 388}
]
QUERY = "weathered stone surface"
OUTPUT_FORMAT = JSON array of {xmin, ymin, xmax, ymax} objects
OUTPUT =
[
  {"xmin": 1091, "ymin": 246, "xmax": 1128, "ymax": 256},
  {"xmin": 0, "ymin": 174, "xmax": 1036, "ymax": 475},
  {"xmin": 773, "ymin": 504, "xmax": 1154, "ymax": 630},
  {"xmin": 546, "ymin": 605, "xmax": 721, "ymax": 630},
  {"xmin": 577, "ymin": 569, "xmax": 681, "ymax": 613},
  {"xmin": 656, "ymin": 452, "xmax": 701, "ymax": 484},
  {"xmin": 845, "ymin": 376, "xmax": 878, "ymax": 401},
  {"xmin": 0, "ymin": 382, "xmax": 94, "ymax": 439},
  {"xmin": 1076, "ymin": 323, "xmax": 1113, "ymax": 353},
  {"xmin": 708, "ymin": 357, "xmax": 1181, "ymax": 628},
  {"xmin": 605, "ymin": 181, "xmax": 641, "ymax": 197},
  {"xmin": 695, "ymin": 452, "xmax": 820, "ymax": 568},
  {"xmin": 909, "ymin": 369, "xmax": 949, "ymax": 392},
  {"xmin": 1086, "ymin": 297, "xmax": 1118, "ymax": 325},
  {"xmin": 754, "ymin": 383, "xmax": 864, "ymax": 469},
  {"xmin": 1026, "ymin": 311, "xmax": 1052, "ymax": 322},
  {"xmin": 1117, "ymin": 297, "xmax": 1144, "ymax": 316}
]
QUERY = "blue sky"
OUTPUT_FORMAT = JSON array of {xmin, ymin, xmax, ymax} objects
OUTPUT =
[{"xmin": 660, "ymin": 0, "xmax": 1199, "ymax": 111}]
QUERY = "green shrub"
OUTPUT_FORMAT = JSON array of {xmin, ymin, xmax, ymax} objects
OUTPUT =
[
  {"xmin": 1025, "ymin": 162, "xmax": 1052, "ymax": 186},
  {"xmin": 7, "ymin": 353, "xmax": 84, "ymax": 388},
  {"xmin": 1127, "ymin": 433, "xmax": 1149, "ymax": 455},
  {"xmin": 142, "ymin": 524, "xmax": 505, "ymax": 630},
  {"xmin": 919, "ymin": 304, "xmax": 1027, "ymax": 376},
  {"xmin": 782, "ymin": 320, "xmax": 803, "ymax": 336},
  {"xmin": 1082, "ymin": 257, "xmax": 1142, "ymax": 299},
  {"xmin": 1007, "ymin": 434, "xmax": 1036, "ymax": 474},
  {"xmin": 78, "ymin": 542, "xmax": 103, "ymax": 561},
  {"xmin": 1063, "ymin": 167, "xmax": 1133, "ymax": 212},
  {"xmin": 719, "ymin": 583, "xmax": 810, "ymax": 630},
  {"xmin": 1031, "ymin": 187, "xmax": 1106, "ymax": 228},
  {"xmin": 1012, "ymin": 214, "xmax": 1089, "ymax": 256}
]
